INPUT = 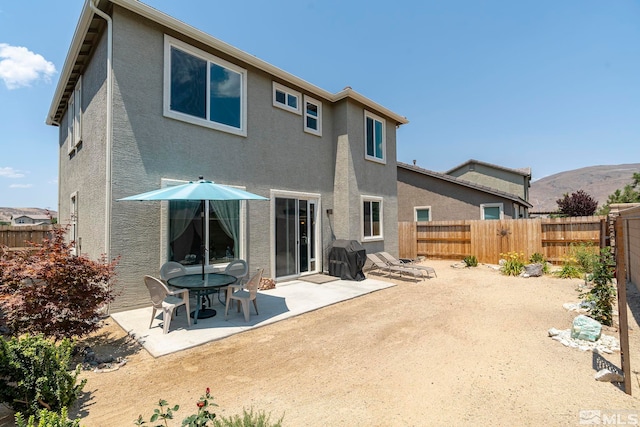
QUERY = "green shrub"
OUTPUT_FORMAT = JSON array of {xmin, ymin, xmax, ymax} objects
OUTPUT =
[
  {"xmin": 570, "ymin": 242, "xmax": 599, "ymax": 277},
  {"xmin": 213, "ymin": 408, "xmax": 284, "ymax": 427},
  {"xmin": 581, "ymin": 247, "xmax": 617, "ymax": 326},
  {"xmin": 462, "ymin": 255, "xmax": 478, "ymax": 267},
  {"xmin": 15, "ymin": 407, "xmax": 80, "ymax": 427},
  {"xmin": 554, "ymin": 263, "xmax": 583, "ymax": 279},
  {"xmin": 0, "ymin": 334, "xmax": 86, "ymax": 417},
  {"xmin": 499, "ymin": 252, "xmax": 525, "ymax": 276}
]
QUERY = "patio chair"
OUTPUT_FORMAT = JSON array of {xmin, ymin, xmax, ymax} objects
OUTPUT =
[
  {"xmin": 225, "ymin": 268, "xmax": 263, "ymax": 322},
  {"xmin": 160, "ymin": 261, "xmax": 187, "ymax": 284},
  {"xmin": 377, "ymin": 251, "xmax": 437, "ymax": 278},
  {"xmin": 219, "ymin": 259, "xmax": 249, "ymax": 303},
  {"xmin": 144, "ymin": 275, "xmax": 191, "ymax": 334},
  {"xmin": 366, "ymin": 253, "xmax": 426, "ymax": 281}
]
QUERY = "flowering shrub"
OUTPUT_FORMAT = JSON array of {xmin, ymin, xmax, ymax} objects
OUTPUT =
[
  {"xmin": 554, "ymin": 254, "xmax": 582, "ymax": 279},
  {"xmin": 499, "ymin": 252, "xmax": 525, "ymax": 276},
  {"xmin": 135, "ymin": 388, "xmax": 283, "ymax": 426}
]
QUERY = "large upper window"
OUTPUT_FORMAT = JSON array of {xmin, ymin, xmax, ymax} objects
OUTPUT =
[
  {"xmin": 164, "ymin": 35, "xmax": 247, "ymax": 136},
  {"xmin": 364, "ymin": 111, "xmax": 385, "ymax": 163},
  {"xmin": 362, "ymin": 196, "xmax": 383, "ymax": 241},
  {"xmin": 67, "ymin": 76, "xmax": 82, "ymax": 154}
]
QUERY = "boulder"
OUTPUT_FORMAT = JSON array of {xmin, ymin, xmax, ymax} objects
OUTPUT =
[
  {"xmin": 571, "ymin": 314, "xmax": 602, "ymax": 342},
  {"xmin": 523, "ymin": 263, "xmax": 543, "ymax": 277}
]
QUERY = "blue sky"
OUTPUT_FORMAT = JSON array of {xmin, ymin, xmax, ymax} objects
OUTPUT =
[{"xmin": 1, "ymin": 0, "xmax": 639, "ymax": 210}]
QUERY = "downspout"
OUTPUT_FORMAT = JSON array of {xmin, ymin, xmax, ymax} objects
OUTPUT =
[{"xmin": 89, "ymin": 0, "xmax": 113, "ymax": 261}]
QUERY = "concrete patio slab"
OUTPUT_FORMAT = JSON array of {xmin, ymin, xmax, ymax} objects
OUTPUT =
[{"xmin": 110, "ymin": 277, "xmax": 395, "ymax": 357}]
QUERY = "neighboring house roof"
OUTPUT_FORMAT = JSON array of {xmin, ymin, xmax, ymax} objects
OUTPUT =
[
  {"xmin": 46, "ymin": 0, "xmax": 409, "ymax": 127},
  {"xmin": 444, "ymin": 159, "xmax": 532, "ymax": 179},
  {"xmin": 398, "ymin": 162, "xmax": 533, "ymax": 208},
  {"xmin": 10, "ymin": 214, "xmax": 51, "ymax": 221}
]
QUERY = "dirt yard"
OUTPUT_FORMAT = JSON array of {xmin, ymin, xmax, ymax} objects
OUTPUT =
[{"xmin": 3, "ymin": 259, "xmax": 640, "ymax": 426}]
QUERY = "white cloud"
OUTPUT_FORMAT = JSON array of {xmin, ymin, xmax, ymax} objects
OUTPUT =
[
  {"xmin": 9, "ymin": 183, "xmax": 33, "ymax": 189},
  {"xmin": 0, "ymin": 167, "xmax": 26, "ymax": 178},
  {"xmin": 0, "ymin": 43, "xmax": 56, "ymax": 89}
]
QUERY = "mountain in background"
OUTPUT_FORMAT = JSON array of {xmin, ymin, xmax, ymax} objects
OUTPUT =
[
  {"xmin": 0, "ymin": 207, "xmax": 57, "ymax": 224},
  {"xmin": 529, "ymin": 164, "xmax": 640, "ymax": 213}
]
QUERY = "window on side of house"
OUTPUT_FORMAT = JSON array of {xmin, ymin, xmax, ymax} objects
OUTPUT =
[
  {"xmin": 164, "ymin": 35, "xmax": 247, "ymax": 136},
  {"xmin": 273, "ymin": 82, "xmax": 301, "ymax": 114},
  {"xmin": 67, "ymin": 77, "xmax": 82, "ymax": 155},
  {"xmin": 70, "ymin": 191, "xmax": 78, "ymax": 256},
  {"xmin": 362, "ymin": 196, "xmax": 383, "ymax": 240},
  {"xmin": 481, "ymin": 203, "xmax": 503, "ymax": 220},
  {"xmin": 303, "ymin": 95, "xmax": 322, "ymax": 136},
  {"xmin": 364, "ymin": 111, "xmax": 385, "ymax": 163},
  {"xmin": 414, "ymin": 206, "xmax": 431, "ymax": 222}
]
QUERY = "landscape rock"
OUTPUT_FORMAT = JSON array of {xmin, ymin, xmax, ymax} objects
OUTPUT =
[
  {"xmin": 521, "ymin": 263, "xmax": 543, "ymax": 277},
  {"xmin": 571, "ymin": 314, "xmax": 602, "ymax": 342},
  {"xmin": 594, "ymin": 369, "xmax": 624, "ymax": 383},
  {"xmin": 548, "ymin": 328, "xmax": 619, "ymax": 353}
]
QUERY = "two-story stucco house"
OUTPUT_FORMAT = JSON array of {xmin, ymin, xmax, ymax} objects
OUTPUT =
[{"xmin": 46, "ymin": 0, "xmax": 408, "ymax": 312}]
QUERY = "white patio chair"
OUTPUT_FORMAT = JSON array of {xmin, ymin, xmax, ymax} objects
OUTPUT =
[
  {"xmin": 225, "ymin": 268, "xmax": 263, "ymax": 322},
  {"xmin": 160, "ymin": 261, "xmax": 187, "ymax": 284},
  {"xmin": 377, "ymin": 251, "xmax": 437, "ymax": 278},
  {"xmin": 144, "ymin": 275, "xmax": 191, "ymax": 334}
]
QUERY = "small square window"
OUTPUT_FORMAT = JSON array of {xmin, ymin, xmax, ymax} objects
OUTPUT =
[
  {"xmin": 273, "ymin": 82, "xmax": 301, "ymax": 115},
  {"xmin": 414, "ymin": 207, "xmax": 431, "ymax": 222}
]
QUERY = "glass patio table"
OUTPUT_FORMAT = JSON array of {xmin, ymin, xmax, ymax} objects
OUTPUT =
[{"xmin": 167, "ymin": 273, "xmax": 237, "ymax": 323}]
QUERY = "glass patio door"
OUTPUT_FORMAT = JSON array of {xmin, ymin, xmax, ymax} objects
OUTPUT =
[{"xmin": 275, "ymin": 197, "xmax": 317, "ymax": 279}]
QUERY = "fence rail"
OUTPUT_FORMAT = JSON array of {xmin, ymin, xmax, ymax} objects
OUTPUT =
[
  {"xmin": 0, "ymin": 225, "xmax": 55, "ymax": 252},
  {"xmin": 399, "ymin": 216, "xmax": 607, "ymax": 264}
]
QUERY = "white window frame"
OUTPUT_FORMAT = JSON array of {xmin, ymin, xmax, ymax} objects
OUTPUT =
[
  {"xmin": 159, "ymin": 178, "xmax": 248, "ymax": 272},
  {"xmin": 480, "ymin": 203, "xmax": 504, "ymax": 220},
  {"xmin": 163, "ymin": 35, "xmax": 247, "ymax": 137},
  {"xmin": 364, "ymin": 110, "xmax": 386, "ymax": 164},
  {"xmin": 67, "ymin": 77, "xmax": 82, "ymax": 155},
  {"xmin": 303, "ymin": 95, "xmax": 322, "ymax": 136},
  {"xmin": 361, "ymin": 195, "xmax": 383, "ymax": 241},
  {"xmin": 272, "ymin": 82, "xmax": 301, "ymax": 115},
  {"xmin": 414, "ymin": 206, "xmax": 431, "ymax": 222},
  {"xmin": 70, "ymin": 191, "xmax": 78, "ymax": 256}
]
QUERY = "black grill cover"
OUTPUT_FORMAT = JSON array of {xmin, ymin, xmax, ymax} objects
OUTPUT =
[{"xmin": 328, "ymin": 240, "xmax": 366, "ymax": 281}]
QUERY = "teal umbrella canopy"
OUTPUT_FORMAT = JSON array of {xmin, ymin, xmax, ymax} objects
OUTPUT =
[{"xmin": 118, "ymin": 178, "xmax": 268, "ymax": 202}]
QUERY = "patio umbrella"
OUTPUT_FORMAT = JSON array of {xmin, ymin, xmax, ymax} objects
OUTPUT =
[{"xmin": 118, "ymin": 177, "xmax": 268, "ymax": 279}]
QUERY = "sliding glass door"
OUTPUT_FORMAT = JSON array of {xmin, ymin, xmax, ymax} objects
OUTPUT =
[{"xmin": 275, "ymin": 197, "xmax": 317, "ymax": 279}]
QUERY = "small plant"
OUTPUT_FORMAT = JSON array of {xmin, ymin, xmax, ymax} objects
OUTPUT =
[
  {"xmin": 15, "ymin": 407, "xmax": 80, "ymax": 427},
  {"xmin": 462, "ymin": 255, "xmax": 478, "ymax": 267},
  {"xmin": 135, "ymin": 389, "xmax": 283, "ymax": 427},
  {"xmin": 581, "ymin": 247, "xmax": 617, "ymax": 326},
  {"xmin": 554, "ymin": 254, "xmax": 583, "ymax": 279},
  {"xmin": 570, "ymin": 242, "xmax": 599, "ymax": 281},
  {"xmin": 0, "ymin": 334, "xmax": 86, "ymax": 417},
  {"xmin": 499, "ymin": 252, "xmax": 525, "ymax": 276}
]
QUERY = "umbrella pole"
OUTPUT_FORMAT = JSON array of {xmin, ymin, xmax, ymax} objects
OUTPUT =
[{"xmin": 201, "ymin": 201, "xmax": 205, "ymax": 280}]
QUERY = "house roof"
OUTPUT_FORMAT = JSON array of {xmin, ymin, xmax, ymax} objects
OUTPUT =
[
  {"xmin": 444, "ymin": 159, "xmax": 532, "ymax": 178},
  {"xmin": 46, "ymin": 0, "xmax": 409, "ymax": 127},
  {"xmin": 10, "ymin": 214, "xmax": 51, "ymax": 221},
  {"xmin": 398, "ymin": 162, "xmax": 533, "ymax": 208}
]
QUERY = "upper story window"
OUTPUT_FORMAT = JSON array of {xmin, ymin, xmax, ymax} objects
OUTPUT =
[
  {"xmin": 67, "ymin": 76, "xmax": 82, "ymax": 155},
  {"xmin": 481, "ymin": 203, "xmax": 503, "ymax": 220},
  {"xmin": 364, "ymin": 111, "xmax": 385, "ymax": 163},
  {"xmin": 362, "ymin": 196, "xmax": 383, "ymax": 241},
  {"xmin": 414, "ymin": 206, "xmax": 431, "ymax": 222},
  {"xmin": 164, "ymin": 35, "xmax": 247, "ymax": 136},
  {"xmin": 303, "ymin": 95, "xmax": 322, "ymax": 136},
  {"xmin": 273, "ymin": 82, "xmax": 301, "ymax": 114}
]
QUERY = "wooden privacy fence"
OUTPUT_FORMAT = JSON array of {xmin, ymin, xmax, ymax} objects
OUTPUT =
[
  {"xmin": 399, "ymin": 216, "xmax": 607, "ymax": 264},
  {"xmin": 0, "ymin": 225, "xmax": 55, "ymax": 252}
]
